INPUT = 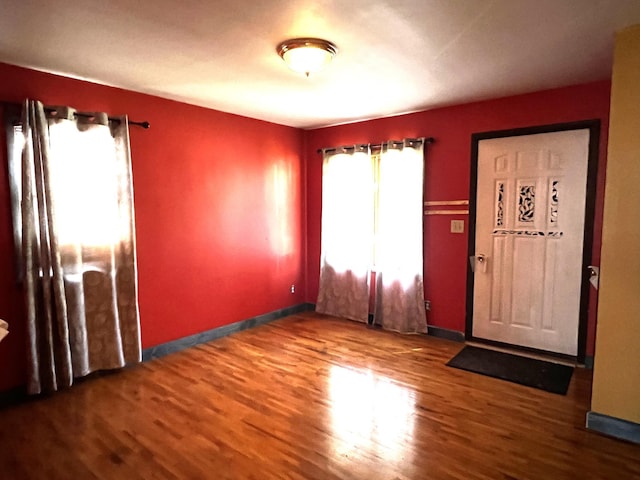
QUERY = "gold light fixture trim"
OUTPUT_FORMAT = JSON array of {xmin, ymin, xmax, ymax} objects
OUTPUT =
[{"xmin": 277, "ymin": 38, "xmax": 338, "ymax": 76}]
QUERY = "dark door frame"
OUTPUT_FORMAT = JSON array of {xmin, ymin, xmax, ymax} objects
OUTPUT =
[{"xmin": 465, "ymin": 120, "xmax": 601, "ymax": 364}]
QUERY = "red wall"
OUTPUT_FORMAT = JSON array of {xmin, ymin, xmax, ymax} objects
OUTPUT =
[
  {"xmin": 0, "ymin": 63, "xmax": 305, "ymax": 391},
  {"xmin": 304, "ymin": 81, "xmax": 611, "ymax": 356},
  {"xmin": 0, "ymin": 62, "xmax": 611, "ymax": 393}
]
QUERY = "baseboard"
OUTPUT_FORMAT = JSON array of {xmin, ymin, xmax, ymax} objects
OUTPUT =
[
  {"xmin": 0, "ymin": 303, "xmax": 314, "ymax": 402},
  {"xmin": 142, "ymin": 303, "xmax": 313, "ymax": 361},
  {"xmin": 308, "ymin": 305, "xmax": 465, "ymax": 342},
  {"xmin": 584, "ymin": 355, "xmax": 594, "ymax": 369},
  {"xmin": 427, "ymin": 325, "xmax": 465, "ymax": 342},
  {"xmin": 0, "ymin": 386, "xmax": 28, "ymax": 409},
  {"xmin": 311, "ymin": 301, "xmax": 464, "ymax": 341},
  {"xmin": 586, "ymin": 411, "xmax": 640, "ymax": 444}
]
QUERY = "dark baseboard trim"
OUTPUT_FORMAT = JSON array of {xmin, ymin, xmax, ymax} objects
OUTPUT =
[
  {"xmin": 142, "ymin": 303, "xmax": 313, "ymax": 361},
  {"xmin": 427, "ymin": 325, "xmax": 465, "ymax": 342},
  {"xmin": 586, "ymin": 411, "xmax": 640, "ymax": 444},
  {"xmin": 584, "ymin": 355, "xmax": 594, "ymax": 369},
  {"xmin": 0, "ymin": 386, "xmax": 28, "ymax": 409},
  {"xmin": 0, "ymin": 303, "xmax": 315, "ymax": 404},
  {"xmin": 310, "ymin": 303, "xmax": 463, "ymax": 341}
]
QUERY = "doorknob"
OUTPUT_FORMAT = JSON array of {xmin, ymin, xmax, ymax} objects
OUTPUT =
[
  {"xmin": 588, "ymin": 265, "xmax": 599, "ymax": 290},
  {"xmin": 469, "ymin": 254, "xmax": 488, "ymax": 273},
  {"xmin": 477, "ymin": 254, "xmax": 488, "ymax": 273}
]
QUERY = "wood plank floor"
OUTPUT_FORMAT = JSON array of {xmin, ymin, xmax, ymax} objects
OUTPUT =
[{"xmin": 0, "ymin": 312, "xmax": 638, "ymax": 479}]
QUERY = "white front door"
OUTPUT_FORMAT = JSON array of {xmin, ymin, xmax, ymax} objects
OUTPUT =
[{"xmin": 472, "ymin": 129, "xmax": 590, "ymax": 356}]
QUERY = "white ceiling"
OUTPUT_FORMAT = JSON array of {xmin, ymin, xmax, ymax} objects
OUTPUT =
[{"xmin": 1, "ymin": 0, "xmax": 640, "ymax": 129}]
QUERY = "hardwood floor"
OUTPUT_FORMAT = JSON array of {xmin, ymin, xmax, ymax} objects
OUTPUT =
[{"xmin": 0, "ymin": 312, "xmax": 638, "ymax": 479}]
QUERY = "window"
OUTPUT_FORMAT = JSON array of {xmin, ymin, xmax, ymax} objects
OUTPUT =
[{"xmin": 317, "ymin": 139, "xmax": 428, "ymax": 332}]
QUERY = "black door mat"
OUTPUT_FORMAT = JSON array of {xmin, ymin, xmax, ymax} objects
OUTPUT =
[{"xmin": 446, "ymin": 345, "xmax": 574, "ymax": 395}]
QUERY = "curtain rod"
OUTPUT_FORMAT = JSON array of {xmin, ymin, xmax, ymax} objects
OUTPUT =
[
  {"xmin": 43, "ymin": 107, "xmax": 150, "ymax": 129},
  {"xmin": 1, "ymin": 101, "xmax": 150, "ymax": 129},
  {"xmin": 317, "ymin": 136, "xmax": 434, "ymax": 154}
]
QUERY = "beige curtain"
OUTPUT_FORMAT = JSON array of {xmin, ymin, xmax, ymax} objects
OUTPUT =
[
  {"xmin": 316, "ymin": 145, "xmax": 374, "ymax": 322},
  {"xmin": 374, "ymin": 139, "xmax": 427, "ymax": 333},
  {"xmin": 13, "ymin": 100, "xmax": 141, "ymax": 394}
]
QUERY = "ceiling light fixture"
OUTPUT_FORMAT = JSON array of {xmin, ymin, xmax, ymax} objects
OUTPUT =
[{"xmin": 277, "ymin": 38, "xmax": 338, "ymax": 77}]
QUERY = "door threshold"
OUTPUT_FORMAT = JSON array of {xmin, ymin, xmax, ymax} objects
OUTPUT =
[{"xmin": 465, "ymin": 340, "xmax": 578, "ymax": 367}]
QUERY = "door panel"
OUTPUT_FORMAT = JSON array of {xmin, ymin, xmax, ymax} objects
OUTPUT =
[{"xmin": 472, "ymin": 129, "xmax": 590, "ymax": 356}]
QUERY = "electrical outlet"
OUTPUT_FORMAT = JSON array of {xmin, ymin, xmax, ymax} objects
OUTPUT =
[
  {"xmin": 290, "ymin": 284, "xmax": 295, "ymax": 294},
  {"xmin": 425, "ymin": 300, "xmax": 431, "ymax": 311}
]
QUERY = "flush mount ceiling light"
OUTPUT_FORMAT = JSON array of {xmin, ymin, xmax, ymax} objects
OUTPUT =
[{"xmin": 277, "ymin": 38, "xmax": 338, "ymax": 77}]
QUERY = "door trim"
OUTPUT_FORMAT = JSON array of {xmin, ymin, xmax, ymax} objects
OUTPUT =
[{"xmin": 465, "ymin": 120, "xmax": 601, "ymax": 364}]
